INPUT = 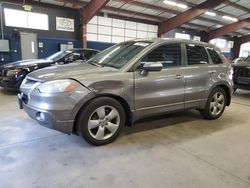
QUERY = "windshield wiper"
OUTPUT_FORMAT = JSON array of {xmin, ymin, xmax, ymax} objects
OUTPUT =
[
  {"xmin": 87, "ymin": 61, "xmax": 101, "ymax": 67},
  {"xmin": 102, "ymin": 64, "xmax": 118, "ymax": 69}
]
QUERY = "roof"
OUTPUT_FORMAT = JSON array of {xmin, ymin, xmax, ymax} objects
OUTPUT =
[
  {"xmin": 128, "ymin": 37, "xmax": 215, "ymax": 46},
  {"xmin": 68, "ymin": 48, "xmax": 100, "ymax": 52},
  {"xmin": 29, "ymin": 0, "xmax": 250, "ymax": 38}
]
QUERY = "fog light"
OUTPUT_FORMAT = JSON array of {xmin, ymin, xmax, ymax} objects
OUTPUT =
[{"xmin": 36, "ymin": 112, "xmax": 45, "ymax": 121}]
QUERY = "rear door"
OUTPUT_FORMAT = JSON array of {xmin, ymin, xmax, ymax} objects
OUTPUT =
[
  {"xmin": 134, "ymin": 43, "xmax": 186, "ymax": 117},
  {"xmin": 184, "ymin": 43, "xmax": 214, "ymax": 108}
]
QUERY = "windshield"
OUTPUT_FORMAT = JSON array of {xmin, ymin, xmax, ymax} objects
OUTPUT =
[
  {"xmin": 87, "ymin": 41, "xmax": 152, "ymax": 69},
  {"xmin": 46, "ymin": 51, "xmax": 72, "ymax": 61},
  {"xmin": 245, "ymin": 56, "xmax": 250, "ymax": 62}
]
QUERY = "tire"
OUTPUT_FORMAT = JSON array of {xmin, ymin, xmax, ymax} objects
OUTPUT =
[
  {"xmin": 76, "ymin": 97, "xmax": 125, "ymax": 146},
  {"xmin": 200, "ymin": 87, "xmax": 227, "ymax": 120}
]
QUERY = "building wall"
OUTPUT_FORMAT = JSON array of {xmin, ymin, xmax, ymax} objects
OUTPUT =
[
  {"xmin": 0, "ymin": 1, "xmax": 81, "ymax": 64},
  {"xmin": 86, "ymin": 15, "xmax": 158, "ymax": 50}
]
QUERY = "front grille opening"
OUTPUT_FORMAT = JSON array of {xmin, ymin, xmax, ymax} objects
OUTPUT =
[
  {"xmin": 234, "ymin": 67, "xmax": 250, "ymax": 77},
  {"xmin": 25, "ymin": 79, "xmax": 37, "ymax": 86},
  {"xmin": 22, "ymin": 94, "xmax": 28, "ymax": 104}
]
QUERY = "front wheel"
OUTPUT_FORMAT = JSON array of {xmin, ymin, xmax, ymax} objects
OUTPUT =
[
  {"xmin": 200, "ymin": 87, "xmax": 227, "ymax": 120},
  {"xmin": 76, "ymin": 97, "xmax": 125, "ymax": 146}
]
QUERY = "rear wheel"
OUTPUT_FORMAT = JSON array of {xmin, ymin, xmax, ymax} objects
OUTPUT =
[
  {"xmin": 200, "ymin": 87, "xmax": 227, "ymax": 120},
  {"xmin": 76, "ymin": 97, "xmax": 125, "ymax": 146}
]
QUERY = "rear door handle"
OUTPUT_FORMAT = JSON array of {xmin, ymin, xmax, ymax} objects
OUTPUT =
[
  {"xmin": 176, "ymin": 74, "xmax": 184, "ymax": 79},
  {"xmin": 208, "ymin": 70, "xmax": 216, "ymax": 74}
]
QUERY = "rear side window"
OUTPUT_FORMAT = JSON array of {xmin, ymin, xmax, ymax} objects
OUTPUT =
[
  {"xmin": 207, "ymin": 48, "xmax": 223, "ymax": 64},
  {"xmin": 186, "ymin": 44, "xmax": 208, "ymax": 65},
  {"xmin": 141, "ymin": 43, "xmax": 182, "ymax": 68}
]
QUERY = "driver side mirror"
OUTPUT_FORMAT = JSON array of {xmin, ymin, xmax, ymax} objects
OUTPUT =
[
  {"xmin": 64, "ymin": 57, "xmax": 73, "ymax": 63},
  {"xmin": 142, "ymin": 62, "xmax": 163, "ymax": 72}
]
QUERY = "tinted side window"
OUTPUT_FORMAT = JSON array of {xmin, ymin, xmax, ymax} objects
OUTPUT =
[
  {"xmin": 72, "ymin": 52, "xmax": 81, "ymax": 60},
  {"xmin": 207, "ymin": 48, "xmax": 223, "ymax": 64},
  {"xmin": 93, "ymin": 51, "xmax": 99, "ymax": 56},
  {"xmin": 81, "ymin": 50, "xmax": 95, "ymax": 60},
  {"xmin": 141, "ymin": 43, "xmax": 182, "ymax": 68},
  {"xmin": 186, "ymin": 44, "xmax": 208, "ymax": 65},
  {"xmin": 64, "ymin": 53, "xmax": 79, "ymax": 63}
]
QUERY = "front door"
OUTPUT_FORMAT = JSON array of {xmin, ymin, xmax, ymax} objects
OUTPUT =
[
  {"xmin": 134, "ymin": 43, "xmax": 186, "ymax": 118},
  {"xmin": 20, "ymin": 32, "xmax": 38, "ymax": 60}
]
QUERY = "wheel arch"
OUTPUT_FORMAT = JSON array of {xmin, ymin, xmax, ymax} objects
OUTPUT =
[
  {"xmin": 210, "ymin": 84, "xmax": 232, "ymax": 106},
  {"xmin": 72, "ymin": 94, "xmax": 134, "ymax": 134}
]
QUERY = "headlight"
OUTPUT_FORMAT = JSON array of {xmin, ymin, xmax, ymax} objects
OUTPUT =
[
  {"xmin": 229, "ymin": 67, "xmax": 233, "ymax": 80},
  {"xmin": 37, "ymin": 79, "xmax": 79, "ymax": 93},
  {"xmin": 6, "ymin": 69, "xmax": 21, "ymax": 77}
]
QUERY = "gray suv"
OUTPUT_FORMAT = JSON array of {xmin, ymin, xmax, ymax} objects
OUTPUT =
[{"xmin": 18, "ymin": 38, "xmax": 233, "ymax": 145}]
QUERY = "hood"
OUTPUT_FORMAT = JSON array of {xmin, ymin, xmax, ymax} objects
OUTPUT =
[
  {"xmin": 233, "ymin": 60, "xmax": 250, "ymax": 67},
  {"xmin": 3, "ymin": 59, "xmax": 53, "ymax": 68},
  {"xmin": 27, "ymin": 62, "xmax": 118, "ymax": 86}
]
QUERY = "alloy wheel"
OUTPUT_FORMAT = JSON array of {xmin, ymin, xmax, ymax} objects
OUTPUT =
[
  {"xmin": 210, "ymin": 92, "xmax": 225, "ymax": 116},
  {"xmin": 87, "ymin": 105, "xmax": 120, "ymax": 140}
]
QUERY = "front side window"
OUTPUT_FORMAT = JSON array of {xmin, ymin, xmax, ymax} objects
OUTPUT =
[
  {"xmin": 71, "ymin": 53, "xmax": 81, "ymax": 61},
  {"xmin": 82, "ymin": 50, "xmax": 95, "ymax": 60},
  {"xmin": 141, "ymin": 43, "xmax": 182, "ymax": 68},
  {"xmin": 186, "ymin": 44, "xmax": 208, "ymax": 65},
  {"xmin": 87, "ymin": 41, "xmax": 152, "ymax": 69},
  {"xmin": 207, "ymin": 48, "xmax": 223, "ymax": 64}
]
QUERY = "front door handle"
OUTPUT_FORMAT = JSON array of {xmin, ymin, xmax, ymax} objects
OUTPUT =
[
  {"xmin": 176, "ymin": 74, "xmax": 184, "ymax": 79},
  {"xmin": 208, "ymin": 70, "xmax": 216, "ymax": 74}
]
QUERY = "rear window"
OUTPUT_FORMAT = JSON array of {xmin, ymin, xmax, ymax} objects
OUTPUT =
[{"xmin": 207, "ymin": 48, "xmax": 223, "ymax": 64}]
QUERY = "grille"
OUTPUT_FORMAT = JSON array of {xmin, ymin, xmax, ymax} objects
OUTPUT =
[
  {"xmin": 234, "ymin": 67, "xmax": 250, "ymax": 77},
  {"xmin": 22, "ymin": 93, "xmax": 29, "ymax": 104},
  {"xmin": 20, "ymin": 77, "xmax": 40, "ymax": 92},
  {"xmin": 24, "ymin": 78, "xmax": 37, "ymax": 86}
]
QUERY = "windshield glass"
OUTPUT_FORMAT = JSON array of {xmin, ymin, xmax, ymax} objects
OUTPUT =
[
  {"xmin": 245, "ymin": 56, "xmax": 250, "ymax": 62},
  {"xmin": 87, "ymin": 41, "xmax": 152, "ymax": 69},
  {"xmin": 46, "ymin": 51, "xmax": 72, "ymax": 61}
]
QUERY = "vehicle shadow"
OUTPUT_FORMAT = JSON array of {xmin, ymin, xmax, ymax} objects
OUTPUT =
[
  {"xmin": 234, "ymin": 89, "xmax": 250, "ymax": 99},
  {"xmin": 0, "ymin": 87, "xmax": 17, "ymax": 96},
  {"xmin": 123, "ymin": 110, "xmax": 202, "ymax": 134},
  {"xmin": 111, "ymin": 109, "xmax": 235, "ymax": 147}
]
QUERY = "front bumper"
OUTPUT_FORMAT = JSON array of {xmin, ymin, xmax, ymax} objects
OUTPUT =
[
  {"xmin": 233, "ymin": 76, "xmax": 250, "ymax": 90},
  {"xmin": 18, "ymin": 84, "xmax": 95, "ymax": 134},
  {"xmin": 22, "ymin": 101, "xmax": 74, "ymax": 133}
]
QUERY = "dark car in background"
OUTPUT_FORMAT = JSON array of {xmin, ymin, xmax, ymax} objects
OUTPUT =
[
  {"xmin": 233, "ymin": 55, "xmax": 250, "ymax": 91},
  {"xmin": 231, "ymin": 57, "xmax": 245, "ymax": 64},
  {"xmin": 0, "ymin": 48, "xmax": 99, "ymax": 91}
]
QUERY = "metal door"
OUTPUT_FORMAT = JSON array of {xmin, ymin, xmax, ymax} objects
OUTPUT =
[
  {"xmin": 134, "ymin": 43, "xmax": 186, "ymax": 118},
  {"xmin": 135, "ymin": 68, "xmax": 186, "ymax": 118},
  {"xmin": 20, "ymin": 32, "xmax": 38, "ymax": 60}
]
